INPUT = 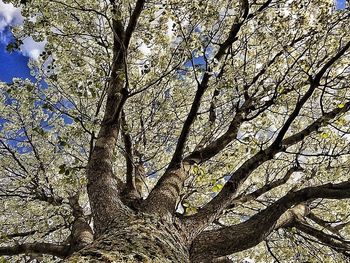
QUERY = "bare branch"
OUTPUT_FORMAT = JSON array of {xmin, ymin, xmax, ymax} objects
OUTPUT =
[
  {"xmin": 1, "ymin": 230, "xmax": 37, "ymax": 240},
  {"xmin": 168, "ymin": 0, "xmax": 251, "ymax": 168}
]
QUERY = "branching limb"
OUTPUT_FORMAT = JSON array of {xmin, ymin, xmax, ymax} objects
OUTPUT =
[
  {"xmin": 229, "ymin": 166, "xmax": 303, "ymax": 208},
  {"xmin": 215, "ymin": 0, "xmax": 249, "ymax": 60},
  {"xmin": 272, "ymin": 40, "xmax": 350, "ymax": 147},
  {"xmin": 184, "ymin": 99, "xmax": 350, "ymax": 237},
  {"xmin": 121, "ymin": 111, "xmax": 135, "ymax": 193},
  {"xmin": 1, "ymin": 139, "xmax": 64, "ymax": 206},
  {"xmin": 183, "ymin": 39, "xmax": 350, "ymax": 236},
  {"xmin": 86, "ymin": 2, "xmax": 132, "ymax": 234},
  {"xmin": 190, "ymin": 181, "xmax": 350, "ymax": 262},
  {"xmin": 0, "ymin": 195, "xmax": 92, "ymax": 259},
  {"xmin": 67, "ymin": 194, "xmax": 93, "ymax": 254},
  {"xmin": 292, "ymin": 220, "xmax": 350, "ymax": 256},
  {"xmin": 184, "ymin": 32, "xmax": 311, "ymax": 165},
  {"xmin": 168, "ymin": 0, "xmax": 250, "ymax": 168},
  {"xmin": 307, "ymin": 212, "xmax": 350, "ymax": 236},
  {"xmin": 124, "ymin": 0, "xmax": 145, "ymax": 48},
  {"xmin": 141, "ymin": 0, "xmax": 254, "ymax": 218}
]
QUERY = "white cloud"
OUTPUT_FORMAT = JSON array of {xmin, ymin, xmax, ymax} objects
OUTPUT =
[
  {"xmin": 0, "ymin": 1, "xmax": 45, "ymax": 60},
  {"xmin": 0, "ymin": 30, "xmax": 10, "ymax": 43},
  {"xmin": 20, "ymin": 36, "xmax": 46, "ymax": 60},
  {"xmin": 0, "ymin": 1, "xmax": 23, "ymax": 31}
]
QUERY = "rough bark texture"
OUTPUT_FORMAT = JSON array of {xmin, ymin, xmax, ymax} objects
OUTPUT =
[
  {"xmin": 141, "ymin": 167, "xmax": 187, "ymax": 219},
  {"xmin": 65, "ymin": 213, "xmax": 190, "ymax": 263}
]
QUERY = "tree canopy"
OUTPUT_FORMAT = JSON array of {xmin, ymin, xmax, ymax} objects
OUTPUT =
[{"xmin": 1, "ymin": 0, "xmax": 350, "ymax": 262}]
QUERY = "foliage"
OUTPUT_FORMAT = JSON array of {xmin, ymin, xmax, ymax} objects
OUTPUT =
[{"xmin": 1, "ymin": 0, "xmax": 350, "ymax": 262}]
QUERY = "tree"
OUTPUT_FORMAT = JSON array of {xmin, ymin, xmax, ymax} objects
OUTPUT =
[{"xmin": 0, "ymin": 0, "xmax": 350, "ymax": 262}]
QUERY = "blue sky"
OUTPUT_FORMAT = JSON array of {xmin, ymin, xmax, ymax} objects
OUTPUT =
[
  {"xmin": 0, "ymin": 0, "xmax": 45, "ymax": 83},
  {"xmin": 0, "ymin": 28, "xmax": 33, "ymax": 82},
  {"xmin": 336, "ymin": 0, "xmax": 347, "ymax": 8},
  {"xmin": 0, "ymin": 0, "xmax": 347, "ymax": 83}
]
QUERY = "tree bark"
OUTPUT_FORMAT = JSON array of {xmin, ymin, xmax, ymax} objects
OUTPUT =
[{"xmin": 64, "ymin": 213, "xmax": 190, "ymax": 263}]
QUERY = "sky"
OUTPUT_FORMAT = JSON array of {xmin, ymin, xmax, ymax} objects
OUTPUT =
[
  {"xmin": 0, "ymin": 0, "xmax": 348, "ymax": 83},
  {"xmin": 0, "ymin": 0, "xmax": 45, "ymax": 83}
]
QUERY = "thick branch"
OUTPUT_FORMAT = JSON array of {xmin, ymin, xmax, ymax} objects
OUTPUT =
[
  {"xmin": 190, "ymin": 181, "xmax": 350, "ymax": 262},
  {"xmin": 141, "ymin": 0, "xmax": 252, "ymax": 219},
  {"xmin": 141, "ymin": 166, "xmax": 186, "ymax": 219},
  {"xmin": 215, "ymin": 0, "xmax": 249, "ymax": 60},
  {"xmin": 0, "ymin": 243, "xmax": 69, "ymax": 258},
  {"xmin": 124, "ymin": 0, "xmax": 145, "ymax": 48},
  {"xmin": 120, "ymin": 112, "xmax": 143, "ymax": 207},
  {"xmin": 293, "ymin": 220, "xmax": 350, "ymax": 255},
  {"xmin": 68, "ymin": 194, "xmax": 93, "ymax": 253},
  {"xmin": 168, "ymin": 0, "xmax": 251, "ymax": 169},
  {"xmin": 121, "ymin": 111, "xmax": 135, "ymax": 193},
  {"xmin": 86, "ymin": 6, "xmax": 131, "ymax": 235},
  {"xmin": 272, "ymin": 40, "xmax": 350, "ymax": 147},
  {"xmin": 184, "ymin": 77, "xmax": 350, "ymax": 238},
  {"xmin": 229, "ymin": 166, "xmax": 302, "ymax": 208},
  {"xmin": 184, "ymin": 33, "xmax": 311, "ymax": 165},
  {"xmin": 184, "ymin": 105, "xmax": 246, "ymax": 165}
]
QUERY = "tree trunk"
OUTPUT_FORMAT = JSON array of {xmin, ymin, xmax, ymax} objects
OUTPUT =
[{"xmin": 64, "ymin": 213, "xmax": 190, "ymax": 263}]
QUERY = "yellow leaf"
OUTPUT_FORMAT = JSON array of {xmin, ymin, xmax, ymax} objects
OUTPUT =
[
  {"xmin": 336, "ymin": 117, "xmax": 347, "ymax": 126},
  {"xmin": 185, "ymin": 206, "xmax": 198, "ymax": 215},
  {"xmin": 338, "ymin": 103, "xmax": 345, "ymax": 109},
  {"xmin": 321, "ymin": 133, "xmax": 329, "ymax": 139},
  {"xmin": 212, "ymin": 184, "xmax": 224, "ymax": 192}
]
